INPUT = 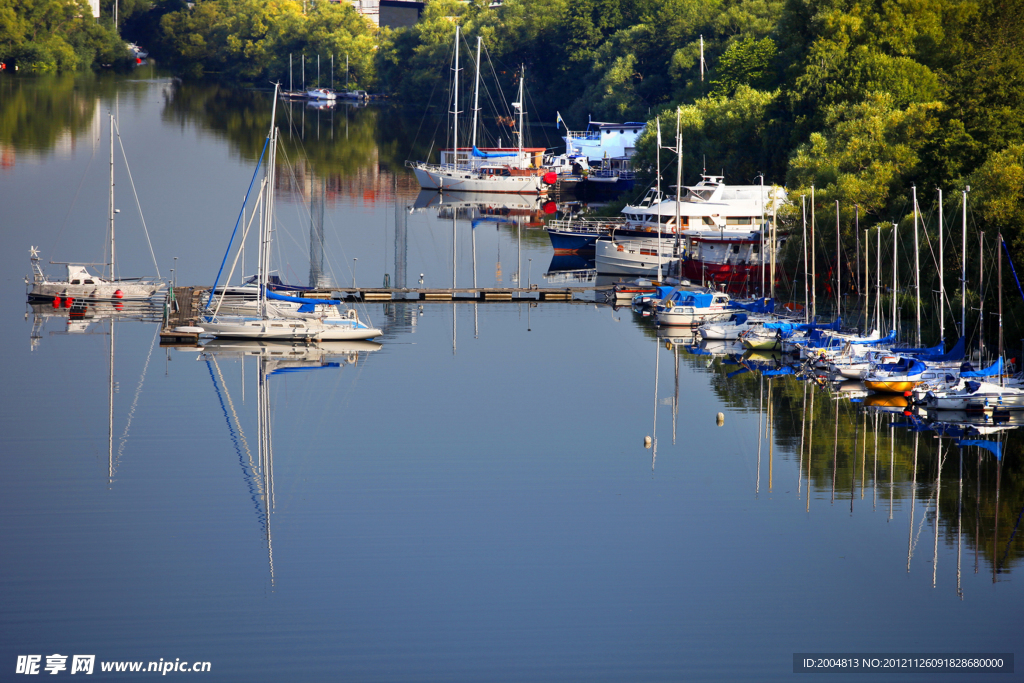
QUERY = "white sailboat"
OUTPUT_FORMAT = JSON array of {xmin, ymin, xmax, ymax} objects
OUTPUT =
[
  {"xmin": 406, "ymin": 29, "xmax": 554, "ymax": 195},
  {"xmin": 201, "ymin": 86, "xmax": 381, "ymax": 342},
  {"xmin": 27, "ymin": 115, "xmax": 165, "ymax": 303}
]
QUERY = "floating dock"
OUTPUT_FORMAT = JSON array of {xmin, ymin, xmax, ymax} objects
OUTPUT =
[{"xmin": 160, "ymin": 284, "xmax": 614, "ymax": 335}]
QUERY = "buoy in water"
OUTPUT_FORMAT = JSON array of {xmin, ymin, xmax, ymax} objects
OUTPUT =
[
  {"xmin": 716, "ymin": 412, "xmax": 725, "ymax": 426},
  {"xmin": 644, "ymin": 436, "xmax": 652, "ymax": 448},
  {"xmin": 113, "ymin": 289, "xmax": 123, "ymax": 299},
  {"xmin": 52, "ymin": 297, "xmax": 61, "ymax": 308}
]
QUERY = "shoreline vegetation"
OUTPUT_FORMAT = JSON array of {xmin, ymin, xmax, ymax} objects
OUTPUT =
[{"xmin": 4, "ymin": 0, "xmax": 1024, "ymax": 346}]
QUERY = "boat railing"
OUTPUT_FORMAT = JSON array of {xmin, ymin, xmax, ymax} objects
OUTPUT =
[
  {"xmin": 545, "ymin": 218, "xmax": 624, "ymax": 234},
  {"xmin": 406, "ymin": 160, "xmax": 454, "ymax": 172},
  {"xmin": 566, "ymin": 130, "xmax": 601, "ymax": 141},
  {"xmin": 590, "ymin": 169, "xmax": 637, "ymax": 180}
]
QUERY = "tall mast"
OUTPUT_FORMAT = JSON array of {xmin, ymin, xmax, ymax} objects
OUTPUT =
[
  {"xmin": 771, "ymin": 188, "xmax": 777, "ymax": 299},
  {"xmin": 892, "ymin": 222, "xmax": 898, "ymax": 335},
  {"xmin": 655, "ymin": 117, "xmax": 661, "ymax": 199},
  {"xmin": 109, "ymin": 113, "xmax": 115, "ymax": 281},
  {"xmin": 979, "ymin": 232, "xmax": 985, "ymax": 359},
  {"xmin": 674, "ymin": 108, "xmax": 682, "ymax": 281},
  {"xmin": 865, "ymin": 224, "xmax": 870, "ymax": 333},
  {"xmin": 836, "ymin": 200, "xmax": 841, "ymax": 322},
  {"xmin": 471, "ymin": 36, "xmax": 481, "ymax": 150},
  {"xmin": 811, "ymin": 186, "xmax": 816, "ymax": 320},
  {"xmin": 802, "ymin": 195, "xmax": 808, "ymax": 323},
  {"xmin": 999, "ymin": 232, "xmax": 1004, "ymax": 384},
  {"xmin": 855, "ymin": 204, "xmax": 860, "ymax": 304},
  {"xmin": 913, "ymin": 185, "xmax": 921, "ymax": 346},
  {"xmin": 876, "ymin": 227, "xmax": 881, "ymax": 334},
  {"xmin": 517, "ymin": 67, "xmax": 524, "ymax": 161},
  {"xmin": 655, "ymin": 117, "xmax": 662, "ymax": 278},
  {"xmin": 452, "ymin": 26, "xmax": 460, "ymax": 170},
  {"xmin": 261, "ymin": 85, "xmax": 280, "ymax": 319},
  {"xmin": 760, "ymin": 175, "xmax": 765, "ymax": 295},
  {"xmin": 939, "ymin": 189, "xmax": 944, "ymax": 343},
  {"xmin": 962, "ymin": 188, "xmax": 968, "ymax": 339}
]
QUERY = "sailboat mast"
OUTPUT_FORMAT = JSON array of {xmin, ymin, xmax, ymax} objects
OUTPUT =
[
  {"xmin": 939, "ymin": 189, "xmax": 944, "ymax": 343},
  {"xmin": 654, "ymin": 117, "xmax": 663, "ymax": 280},
  {"xmin": 892, "ymin": 221, "xmax": 898, "ymax": 335},
  {"xmin": 836, "ymin": 200, "xmax": 841, "ymax": 322},
  {"xmin": 109, "ymin": 113, "xmax": 115, "ymax": 281},
  {"xmin": 673, "ymin": 109, "xmax": 682, "ymax": 281},
  {"xmin": 655, "ymin": 117, "xmax": 661, "ymax": 199},
  {"xmin": 471, "ymin": 36, "xmax": 481, "ymax": 150},
  {"xmin": 517, "ymin": 67, "xmax": 524, "ymax": 162},
  {"xmin": 876, "ymin": 227, "xmax": 881, "ymax": 333},
  {"xmin": 811, "ymin": 186, "xmax": 816, "ymax": 320},
  {"xmin": 453, "ymin": 26, "xmax": 460, "ymax": 170},
  {"xmin": 913, "ymin": 185, "xmax": 921, "ymax": 346},
  {"xmin": 771, "ymin": 189, "xmax": 777, "ymax": 299},
  {"xmin": 865, "ymin": 224, "xmax": 870, "ymax": 333},
  {"xmin": 979, "ymin": 232, "xmax": 985, "ymax": 358},
  {"xmin": 999, "ymin": 232, "xmax": 1004, "ymax": 384},
  {"xmin": 802, "ymin": 195, "xmax": 808, "ymax": 323},
  {"xmin": 260, "ymin": 86, "xmax": 281, "ymax": 319},
  {"xmin": 760, "ymin": 176, "xmax": 765, "ymax": 295},
  {"xmin": 962, "ymin": 187, "xmax": 968, "ymax": 338}
]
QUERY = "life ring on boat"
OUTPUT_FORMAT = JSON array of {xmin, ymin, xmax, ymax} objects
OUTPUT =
[{"xmin": 346, "ymin": 309, "xmax": 357, "ymax": 320}]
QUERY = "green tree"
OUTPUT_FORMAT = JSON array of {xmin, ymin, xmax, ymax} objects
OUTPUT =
[
  {"xmin": 787, "ymin": 93, "xmax": 942, "ymax": 222},
  {"xmin": 709, "ymin": 35, "xmax": 777, "ymax": 97}
]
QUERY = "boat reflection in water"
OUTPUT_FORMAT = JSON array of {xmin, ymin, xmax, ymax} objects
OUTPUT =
[
  {"xmin": 544, "ymin": 253, "xmax": 596, "ymax": 286},
  {"xmin": 635, "ymin": 326, "xmax": 1023, "ymax": 594},
  {"xmin": 199, "ymin": 339, "xmax": 381, "ymax": 583},
  {"xmin": 28, "ymin": 299, "xmax": 164, "ymax": 351}
]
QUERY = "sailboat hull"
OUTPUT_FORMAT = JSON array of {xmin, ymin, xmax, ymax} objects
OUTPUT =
[
  {"xmin": 863, "ymin": 379, "xmax": 920, "ymax": 394},
  {"xmin": 200, "ymin": 317, "xmax": 381, "ymax": 341},
  {"xmin": 28, "ymin": 280, "xmax": 164, "ymax": 302},
  {"xmin": 411, "ymin": 164, "xmax": 546, "ymax": 194}
]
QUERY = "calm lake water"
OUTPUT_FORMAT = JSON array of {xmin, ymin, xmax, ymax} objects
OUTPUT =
[{"xmin": 1, "ymin": 71, "xmax": 1020, "ymax": 682}]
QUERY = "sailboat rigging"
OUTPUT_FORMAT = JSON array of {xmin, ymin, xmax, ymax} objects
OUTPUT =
[
  {"xmin": 27, "ymin": 114, "xmax": 166, "ymax": 303},
  {"xmin": 406, "ymin": 27, "xmax": 555, "ymax": 195},
  {"xmin": 201, "ymin": 85, "xmax": 382, "ymax": 342}
]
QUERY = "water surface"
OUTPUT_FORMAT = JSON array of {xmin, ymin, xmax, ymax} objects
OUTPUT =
[{"xmin": 1, "ymin": 72, "xmax": 1020, "ymax": 682}]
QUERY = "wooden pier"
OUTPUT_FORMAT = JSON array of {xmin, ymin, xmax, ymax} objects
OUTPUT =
[
  {"xmin": 162, "ymin": 284, "xmax": 614, "ymax": 332},
  {"xmin": 319, "ymin": 286, "xmax": 604, "ymax": 302}
]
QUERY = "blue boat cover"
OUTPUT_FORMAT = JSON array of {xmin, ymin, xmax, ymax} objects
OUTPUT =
[
  {"xmin": 918, "ymin": 336, "xmax": 966, "ymax": 362},
  {"xmin": 730, "ymin": 298, "xmax": 775, "ymax": 314},
  {"xmin": 472, "ymin": 146, "xmax": 518, "ymax": 158},
  {"xmin": 762, "ymin": 365, "xmax": 796, "ymax": 377},
  {"xmin": 961, "ymin": 357, "xmax": 1004, "ymax": 377},
  {"xmin": 892, "ymin": 341, "xmax": 945, "ymax": 356},
  {"xmin": 677, "ymin": 292, "xmax": 715, "ymax": 307},
  {"xmin": 957, "ymin": 439, "xmax": 1003, "ymax": 460},
  {"xmin": 873, "ymin": 357, "xmax": 928, "ymax": 375}
]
